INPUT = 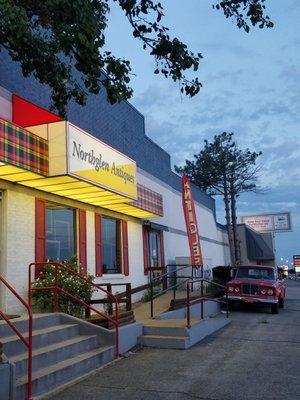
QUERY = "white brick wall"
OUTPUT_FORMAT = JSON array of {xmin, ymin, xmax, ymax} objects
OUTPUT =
[
  {"xmin": 4, "ymin": 190, "xmax": 35, "ymax": 314},
  {"xmin": 137, "ymin": 169, "xmax": 230, "ymax": 268},
  {"xmin": 86, "ymin": 210, "xmax": 95, "ymax": 275},
  {"xmin": 2, "ymin": 173, "xmax": 229, "ymax": 313}
]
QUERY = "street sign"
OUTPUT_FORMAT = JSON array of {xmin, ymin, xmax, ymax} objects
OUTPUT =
[
  {"xmin": 293, "ymin": 255, "xmax": 300, "ymax": 273},
  {"xmin": 240, "ymin": 212, "xmax": 292, "ymax": 233}
]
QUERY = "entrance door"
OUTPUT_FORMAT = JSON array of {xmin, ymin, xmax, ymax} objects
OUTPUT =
[
  {"xmin": 149, "ymin": 230, "xmax": 160, "ymax": 269},
  {"xmin": 148, "ymin": 229, "xmax": 166, "ymax": 291}
]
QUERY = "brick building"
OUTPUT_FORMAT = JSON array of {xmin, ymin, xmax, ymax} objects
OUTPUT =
[{"xmin": 0, "ymin": 51, "xmax": 230, "ymax": 313}]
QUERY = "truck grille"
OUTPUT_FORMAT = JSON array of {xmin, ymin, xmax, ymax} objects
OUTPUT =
[{"xmin": 242, "ymin": 284, "xmax": 259, "ymax": 295}]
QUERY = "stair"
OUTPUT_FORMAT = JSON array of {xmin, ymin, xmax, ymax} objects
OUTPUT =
[
  {"xmin": 140, "ymin": 316, "xmax": 231, "ymax": 350},
  {"xmin": 87, "ymin": 310, "xmax": 135, "ymax": 329},
  {"xmin": 141, "ymin": 334, "xmax": 189, "ymax": 349},
  {"xmin": 140, "ymin": 320, "xmax": 190, "ymax": 349},
  {"xmin": 0, "ymin": 313, "xmax": 115, "ymax": 399}
]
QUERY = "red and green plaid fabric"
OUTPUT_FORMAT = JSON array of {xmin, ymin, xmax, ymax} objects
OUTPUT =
[
  {"xmin": 133, "ymin": 184, "xmax": 164, "ymax": 216},
  {"xmin": 0, "ymin": 119, "xmax": 48, "ymax": 175}
]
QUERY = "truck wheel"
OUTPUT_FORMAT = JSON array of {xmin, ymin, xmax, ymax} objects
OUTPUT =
[
  {"xmin": 279, "ymin": 298, "xmax": 284, "ymax": 308},
  {"xmin": 271, "ymin": 303, "xmax": 279, "ymax": 314}
]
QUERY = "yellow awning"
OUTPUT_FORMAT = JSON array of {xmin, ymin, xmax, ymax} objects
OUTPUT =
[
  {"xmin": 0, "ymin": 118, "xmax": 162, "ymax": 218},
  {"xmin": 0, "ymin": 163, "xmax": 158, "ymax": 218}
]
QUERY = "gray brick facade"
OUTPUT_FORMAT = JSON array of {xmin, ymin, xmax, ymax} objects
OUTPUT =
[{"xmin": 0, "ymin": 51, "xmax": 215, "ymax": 213}]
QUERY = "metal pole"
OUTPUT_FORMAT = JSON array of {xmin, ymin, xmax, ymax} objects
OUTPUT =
[
  {"xmin": 150, "ymin": 274, "xmax": 154, "ymax": 318},
  {"xmin": 187, "ymin": 282, "xmax": 191, "ymax": 328},
  {"xmin": 54, "ymin": 264, "xmax": 59, "ymax": 313},
  {"xmin": 27, "ymin": 310, "xmax": 33, "ymax": 400},
  {"xmin": 115, "ymin": 299, "xmax": 119, "ymax": 358},
  {"xmin": 28, "ymin": 264, "xmax": 32, "ymax": 309},
  {"xmin": 173, "ymin": 270, "xmax": 176, "ymax": 300},
  {"xmin": 226, "ymin": 290, "xmax": 229, "ymax": 318},
  {"xmin": 201, "ymin": 277, "xmax": 204, "ymax": 320}
]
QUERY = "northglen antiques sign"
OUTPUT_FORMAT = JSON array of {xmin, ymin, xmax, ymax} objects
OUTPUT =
[
  {"xmin": 240, "ymin": 212, "xmax": 292, "ymax": 233},
  {"xmin": 68, "ymin": 124, "xmax": 136, "ymax": 199},
  {"xmin": 48, "ymin": 121, "xmax": 137, "ymax": 199}
]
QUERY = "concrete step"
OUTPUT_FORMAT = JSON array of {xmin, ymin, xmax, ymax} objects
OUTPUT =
[
  {"xmin": 2, "ymin": 324, "xmax": 79, "ymax": 357},
  {"xmin": 143, "ymin": 324, "xmax": 188, "ymax": 337},
  {"xmin": 0, "ymin": 314, "xmax": 61, "ymax": 337},
  {"xmin": 141, "ymin": 334, "xmax": 189, "ymax": 349},
  {"xmin": 10, "ymin": 334, "xmax": 99, "ymax": 377},
  {"xmin": 16, "ymin": 345, "xmax": 115, "ymax": 399}
]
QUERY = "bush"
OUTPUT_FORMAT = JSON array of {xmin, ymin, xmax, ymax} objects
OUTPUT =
[
  {"xmin": 32, "ymin": 256, "xmax": 95, "ymax": 318},
  {"xmin": 204, "ymin": 283, "xmax": 222, "ymax": 296}
]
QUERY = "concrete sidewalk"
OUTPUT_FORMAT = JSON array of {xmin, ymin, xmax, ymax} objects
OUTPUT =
[{"xmin": 47, "ymin": 280, "xmax": 300, "ymax": 400}]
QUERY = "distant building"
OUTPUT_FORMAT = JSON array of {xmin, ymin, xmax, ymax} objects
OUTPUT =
[{"xmin": 237, "ymin": 224, "xmax": 275, "ymax": 266}]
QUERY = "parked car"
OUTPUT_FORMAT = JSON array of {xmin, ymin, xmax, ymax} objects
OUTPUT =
[{"xmin": 225, "ymin": 265, "xmax": 286, "ymax": 314}]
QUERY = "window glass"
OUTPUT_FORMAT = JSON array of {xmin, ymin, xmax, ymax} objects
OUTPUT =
[
  {"xmin": 149, "ymin": 231, "xmax": 160, "ymax": 268},
  {"xmin": 236, "ymin": 268, "xmax": 274, "ymax": 280},
  {"xmin": 46, "ymin": 204, "xmax": 76, "ymax": 261},
  {"xmin": 102, "ymin": 217, "xmax": 122, "ymax": 274}
]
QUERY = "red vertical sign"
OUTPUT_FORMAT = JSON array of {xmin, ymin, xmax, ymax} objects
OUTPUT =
[{"xmin": 182, "ymin": 175, "xmax": 203, "ymax": 266}]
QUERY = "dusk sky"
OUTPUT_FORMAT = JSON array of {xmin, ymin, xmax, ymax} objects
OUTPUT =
[{"xmin": 105, "ymin": 0, "xmax": 299, "ymax": 265}]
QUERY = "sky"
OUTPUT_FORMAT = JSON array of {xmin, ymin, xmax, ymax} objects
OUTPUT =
[{"xmin": 104, "ymin": 0, "xmax": 300, "ymax": 266}]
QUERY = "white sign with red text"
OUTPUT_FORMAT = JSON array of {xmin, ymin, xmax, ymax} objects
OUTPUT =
[{"xmin": 241, "ymin": 212, "xmax": 292, "ymax": 233}]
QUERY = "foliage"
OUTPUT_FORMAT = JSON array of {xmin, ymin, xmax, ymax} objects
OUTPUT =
[
  {"xmin": 175, "ymin": 132, "xmax": 262, "ymax": 266},
  {"xmin": 0, "ymin": 1, "xmax": 273, "ymax": 116},
  {"xmin": 213, "ymin": 0, "xmax": 274, "ymax": 32},
  {"xmin": 204, "ymin": 282, "xmax": 221, "ymax": 296},
  {"xmin": 32, "ymin": 256, "xmax": 95, "ymax": 318},
  {"xmin": 175, "ymin": 132, "xmax": 262, "ymax": 197},
  {"xmin": 141, "ymin": 288, "xmax": 152, "ymax": 302}
]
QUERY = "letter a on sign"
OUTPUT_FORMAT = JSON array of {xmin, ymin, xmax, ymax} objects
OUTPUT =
[{"xmin": 182, "ymin": 174, "xmax": 203, "ymax": 267}]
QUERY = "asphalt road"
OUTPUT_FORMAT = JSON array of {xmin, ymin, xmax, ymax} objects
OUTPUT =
[{"xmin": 50, "ymin": 280, "xmax": 300, "ymax": 400}]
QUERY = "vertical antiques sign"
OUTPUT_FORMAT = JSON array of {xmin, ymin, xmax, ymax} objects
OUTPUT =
[{"xmin": 182, "ymin": 175, "xmax": 203, "ymax": 266}]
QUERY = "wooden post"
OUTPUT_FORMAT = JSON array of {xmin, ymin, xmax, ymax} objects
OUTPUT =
[
  {"xmin": 126, "ymin": 283, "xmax": 132, "ymax": 312},
  {"xmin": 107, "ymin": 284, "xmax": 113, "ymax": 315}
]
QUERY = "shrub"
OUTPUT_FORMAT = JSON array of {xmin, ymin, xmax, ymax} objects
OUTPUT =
[
  {"xmin": 205, "ymin": 283, "xmax": 222, "ymax": 296},
  {"xmin": 141, "ymin": 288, "xmax": 152, "ymax": 302},
  {"xmin": 32, "ymin": 256, "xmax": 95, "ymax": 318}
]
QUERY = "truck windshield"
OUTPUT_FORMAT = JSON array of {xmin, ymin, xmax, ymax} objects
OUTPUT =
[{"xmin": 236, "ymin": 268, "xmax": 274, "ymax": 280}]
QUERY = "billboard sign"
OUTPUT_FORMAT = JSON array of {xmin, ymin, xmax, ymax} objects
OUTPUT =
[
  {"xmin": 240, "ymin": 212, "xmax": 292, "ymax": 233},
  {"xmin": 293, "ymin": 255, "xmax": 300, "ymax": 273}
]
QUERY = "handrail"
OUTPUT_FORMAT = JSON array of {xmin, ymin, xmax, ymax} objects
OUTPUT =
[
  {"xmin": 149, "ymin": 264, "xmax": 201, "ymax": 282},
  {"xmin": 186, "ymin": 277, "xmax": 228, "ymax": 327},
  {"xmin": 149, "ymin": 264, "xmax": 200, "ymax": 318},
  {"xmin": 28, "ymin": 262, "xmax": 119, "ymax": 358},
  {"xmin": 0, "ymin": 276, "xmax": 33, "ymax": 400}
]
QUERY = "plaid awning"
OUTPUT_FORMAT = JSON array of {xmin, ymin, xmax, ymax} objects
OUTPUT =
[
  {"xmin": 0, "ymin": 118, "xmax": 163, "ymax": 218},
  {"xmin": 133, "ymin": 184, "xmax": 163, "ymax": 216},
  {"xmin": 0, "ymin": 118, "xmax": 48, "ymax": 175}
]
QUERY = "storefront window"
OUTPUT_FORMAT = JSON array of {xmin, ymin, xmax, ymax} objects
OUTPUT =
[
  {"xmin": 142, "ymin": 226, "xmax": 165, "ymax": 279},
  {"xmin": 149, "ymin": 231, "xmax": 161, "ymax": 268},
  {"xmin": 46, "ymin": 204, "xmax": 76, "ymax": 261},
  {"xmin": 102, "ymin": 217, "xmax": 122, "ymax": 274}
]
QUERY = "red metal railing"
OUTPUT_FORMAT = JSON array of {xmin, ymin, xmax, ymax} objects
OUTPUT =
[
  {"xmin": 0, "ymin": 276, "xmax": 33, "ymax": 400},
  {"xmin": 186, "ymin": 278, "xmax": 228, "ymax": 328},
  {"xmin": 28, "ymin": 262, "xmax": 120, "ymax": 358}
]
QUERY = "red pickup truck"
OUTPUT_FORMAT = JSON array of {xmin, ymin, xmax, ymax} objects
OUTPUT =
[{"xmin": 225, "ymin": 265, "xmax": 286, "ymax": 314}]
